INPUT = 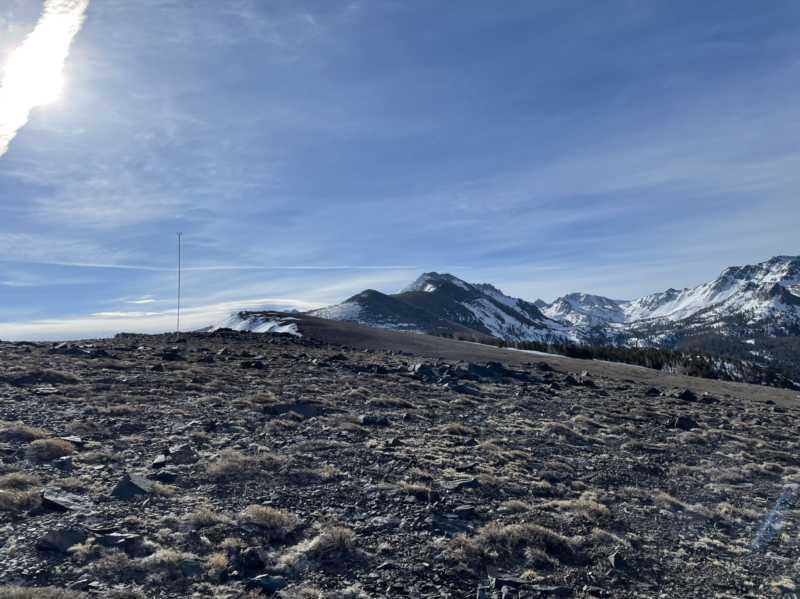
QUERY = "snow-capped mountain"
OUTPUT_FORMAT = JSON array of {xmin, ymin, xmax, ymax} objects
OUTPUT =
[
  {"xmin": 213, "ymin": 256, "xmax": 800, "ymax": 352},
  {"xmin": 539, "ymin": 256, "xmax": 800, "ymax": 331},
  {"xmin": 308, "ymin": 273, "xmax": 573, "ymax": 343},
  {"xmin": 541, "ymin": 293, "xmax": 627, "ymax": 326}
]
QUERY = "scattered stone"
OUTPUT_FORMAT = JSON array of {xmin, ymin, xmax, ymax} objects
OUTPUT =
[
  {"xmin": 440, "ymin": 478, "xmax": 480, "ymax": 491},
  {"xmin": 167, "ymin": 443, "xmax": 199, "ymax": 464},
  {"xmin": 491, "ymin": 575, "xmax": 529, "ymax": 589},
  {"xmin": 672, "ymin": 416, "xmax": 699, "ymax": 430},
  {"xmin": 37, "ymin": 529, "xmax": 87, "ymax": 553},
  {"xmin": 111, "ymin": 473, "xmax": 154, "ymax": 501},
  {"xmin": 273, "ymin": 403, "xmax": 323, "ymax": 419},
  {"xmin": 455, "ymin": 461, "xmax": 477, "ymax": 472},
  {"xmin": 59, "ymin": 435, "xmax": 84, "ymax": 446},
  {"xmin": 453, "ymin": 505, "xmax": 476, "ymax": 519},
  {"xmin": 241, "ymin": 360, "xmax": 266, "ymax": 370},
  {"xmin": 55, "ymin": 456, "xmax": 73, "ymax": 471},
  {"xmin": 42, "ymin": 487, "xmax": 93, "ymax": 512},
  {"xmin": 431, "ymin": 518, "xmax": 471, "ymax": 536},
  {"xmin": 151, "ymin": 363, "xmax": 164, "ymax": 372},
  {"xmin": 178, "ymin": 560, "xmax": 206, "ymax": 577},
  {"xmin": 530, "ymin": 586, "xmax": 572, "ymax": 597},
  {"xmin": 372, "ymin": 515, "xmax": 401, "ymax": 529},
  {"xmin": 664, "ymin": 388, "xmax": 696, "ymax": 401},
  {"xmin": 359, "ymin": 414, "xmax": 390, "ymax": 426},
  {"xmin": 96, "ymin": 533, "xmax": 145, "ymax": 554},
  {"xmin": 241, "ymin": 547, "xmax": 267, "ymax": 569},
  {"xmin": 608, "ymin": 552, "xmax": 626, "ymax": 569},
  {"xmin": 245, "ymin": 575, "xmax": 288, "ymax": 595}
]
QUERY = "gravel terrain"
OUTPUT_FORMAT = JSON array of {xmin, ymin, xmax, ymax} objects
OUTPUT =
[{"xmin": 0, "ymin": 319, "xmax": 798, "ymax": 599}]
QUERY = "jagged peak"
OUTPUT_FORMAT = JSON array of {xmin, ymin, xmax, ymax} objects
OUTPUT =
[{"xmin": 398, "ymin": 272, "xmax": 471, "ymax": 294}]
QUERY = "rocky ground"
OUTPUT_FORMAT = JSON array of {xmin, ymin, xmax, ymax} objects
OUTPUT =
[{"xmin": 0, "ymin": 325, "xmax": 799, "ymax": 599}]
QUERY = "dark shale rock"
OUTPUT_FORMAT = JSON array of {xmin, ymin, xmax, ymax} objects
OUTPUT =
[
  {"xmin": 37, "ymin": 529, "xmax": 87, "ymax": 553},
  {"xmin": 664, "ymin": 388, "xmax": 696, "ymax": 401},
  {"xmin": 111, "ymin": 473, "xmax": 154, "ymax": 501},
  {"xmin": 245, "ymin": 575, "xmax": 288, "ymax": 595},
  {"xmin": 359, "ymin": 414, "xmax": 390, "ymax": 426},
  {"xmin": 42, "ymin": 487, "xmax": 93, "ymax": 512},
  {"xmin": 273, "ymin": 403, "xmax": 323, "ymax": 419}
]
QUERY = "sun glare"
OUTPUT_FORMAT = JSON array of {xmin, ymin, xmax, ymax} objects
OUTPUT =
[{"xmin": 0, "ymin": 0, "xmax": 89, "ymax": 157}]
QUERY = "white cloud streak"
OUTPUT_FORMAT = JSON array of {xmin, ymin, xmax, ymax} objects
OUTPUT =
[{"xmin": 0, "ymin": 0, "xmax": 89, "ymax": 157}]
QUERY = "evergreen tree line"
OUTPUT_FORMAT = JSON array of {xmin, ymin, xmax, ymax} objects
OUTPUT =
[{"xmin": 425, "ymin": 331, "xmax": 798, "ymax": 388}]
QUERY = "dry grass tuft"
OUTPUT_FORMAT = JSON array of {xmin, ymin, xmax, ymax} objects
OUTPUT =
[
  {"xmin": 240, "ymin": 505, "xmax": 299, "ymax": 540},
  {"xmin": 206, "ymin": 449, "xmax": 275, "ymax": 481},
  {"xmin": 25, "ymin": 439, "xmax": 75, "ymax": 461},
  {"xmin": 541, "ymin": 497, "xmax": 611, "ymax": 522},
  {"xmin": 0, "ymin": 472, "xmax": 41, "ymax": 490},
  {"xmin": 541, "ymin": 422, "xmax": 593, "ymax": 445},
  {"xmin": 0, "ymin": 489, "xmax": 41, "ymax": 511},
  {"xmin": 0, "ymin": 587, "xmax": 83, "ymax": 599},
  {"xmin": 307, "ymin": 524, "xmax": 356, "ymax": 557},
  {"xmin": 206, "ymin": 552, "xmax": 228, "ymax": 580},
  {"xmin": 0, "ymin": 422, "xmax": 46, "ymax": 442},
  {"xmin": 444, "ymin": 423, "xmax": 475, "ymax": 436},
  {"xmin": 150, "ymin": 482, "xmax": 178, "ymax": 497},
  {"xmin": 500, "ymin": 499, "xmax": 532, "ymax": 513},
  {"xmin": 450, "ymin": 521, "xmax": 577, "ymax": 566},
  {"xmin": 318, "ymin": 464, "xmax": 341, "ymax": 481}
]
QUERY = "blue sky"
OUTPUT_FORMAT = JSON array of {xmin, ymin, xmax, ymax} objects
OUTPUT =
[{"xmin": 1, "ymin": 0, "xmax": 799, "ymax": 340}]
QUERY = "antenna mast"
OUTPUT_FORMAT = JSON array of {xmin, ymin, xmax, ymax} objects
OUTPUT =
[{"xmin": 176, "ymin": 232, "xmax": 182, "ymax": 341}]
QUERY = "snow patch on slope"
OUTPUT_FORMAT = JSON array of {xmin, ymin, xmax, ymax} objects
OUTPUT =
[{"xmin": 210, "ymin": 314, "xmax": 301, "ymax": 335}]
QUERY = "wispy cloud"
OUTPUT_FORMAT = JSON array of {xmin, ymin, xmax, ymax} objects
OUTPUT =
[{"xmin": 0, "ymin": 0, "xmax": 89, "ymax": 157}]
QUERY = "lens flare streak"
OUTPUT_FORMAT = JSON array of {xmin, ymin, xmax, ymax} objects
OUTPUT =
[{"xmin": 0, "ymin": 0, "xmax": 89, "ymax": 157}]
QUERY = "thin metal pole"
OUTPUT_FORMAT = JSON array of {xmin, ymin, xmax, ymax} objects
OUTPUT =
[{"xmin": 177, "ymin": 232, "xmax": 182, "ymax": 341}]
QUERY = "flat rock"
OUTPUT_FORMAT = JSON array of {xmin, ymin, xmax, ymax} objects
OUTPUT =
[
  {"xmin": 167, "ymin": 443, "xmax": 199, "ymax": 464},
  {"xmin": 453, "ymin": 505, "xmax": 476, "ymax": 519},
  {"xmin": 111, "ymin": 473, "xmax": 154, "ymax": 501},
  {"xmin": 664, "ymin": 388, "xmax": 696, "ymax": 401},
  {"xmin": 530, "ymin": 586, "xmax": 572, "ymax": 597},
  {"xmin": 273, "ymin": 403, "xmax": 323, "ymax": 419},
  {"xmin": 371, "ymin": 515, "xmax": 401, "ymax": 529},
  {"xmin": 42, "ymin": 487, "xmax": 93, "ymax": 512},
  {"xmin": 245, "ymin": 575, "xmax": 288, "ymax": 595},
  {"xmin": 440, "ymin": 477, "xmax": 480, "ymax": 491},
  {"xmin": 37, "ymin": 529, "xmax": 87, "ymax": 553},
  {"xmin": 359, "ymin": 414, "xmax": 390, "ymax": 426},
  {"xmin": 491, "ymin": 575, "xmax": 529, "ymax": 589},
  {"xmin": 178, "ymin": 560, "xmax": 206, "ymax": 577},
  {"xmin": 455, "ymin": 461, "xmax": 477, "ymax": 472},
  {"xmin": 431, "ymin": 518, "xmax": 471, "ymax": 536},
  {"xmin": 96, "ymin": 533, "xmax": 145, "ymax": 554},
  {"xmin": 673, "ymin": 416, "xmax": 700, "ymax": 430}
]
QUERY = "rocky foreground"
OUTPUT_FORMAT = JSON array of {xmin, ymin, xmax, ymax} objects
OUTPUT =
[{"xmin": 0, "ymin": 329, "xmax": 798, "ymax": 599}]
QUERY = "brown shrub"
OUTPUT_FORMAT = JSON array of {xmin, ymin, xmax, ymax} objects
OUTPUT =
[
  {"xmin": 307, "ymin": 525, "xmax": 355, "ymax": 557},
  {"xmin": 0, "ymin": 587, "xmax": 82, "ymax": 599},
  {"xmin": 0, "ymin": 422, "xmax": 46, "ymax": 442},
  {"xmin": 66, "ymin": 420, "xmax": 106, "ymax": 438},
  {"xmin": 541, "ymin": 498, "xmax": 611, "ymax": 522},
  {"xmin": 0, "ymin": 472, "xmax": 41, "ymax": 490},
  {"xmin": 444, "ymin": 423, "xmax": 475, "ymax": 437},
  {"xmin": 206, "ymin": 449, "xmax": 264, "ymax": 481},
  {"xmin": 240, "ymin": 505, "xmax": 299, "ymax": 540},
  {"xmin": 25, "ymin": 439, "xmax": 75, "ymax": 461},
  {"xmin": 0, "ymin": 489, "xmax": 41, "ymax": 511}
]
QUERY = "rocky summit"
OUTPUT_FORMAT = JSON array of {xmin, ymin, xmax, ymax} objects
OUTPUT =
[{"xmin": 0, "ymin": 322, "xmax": 799, "ymax": 598}]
